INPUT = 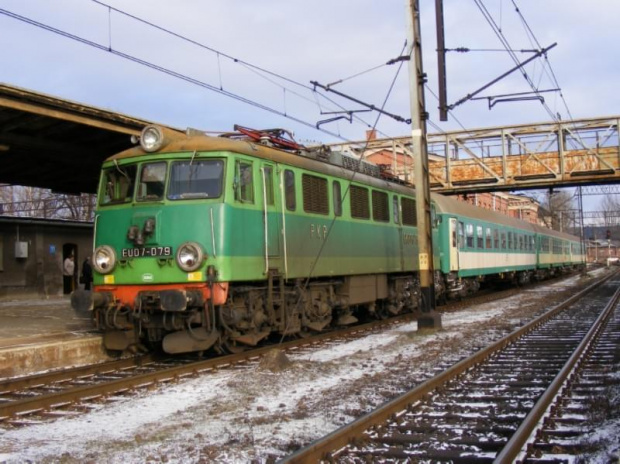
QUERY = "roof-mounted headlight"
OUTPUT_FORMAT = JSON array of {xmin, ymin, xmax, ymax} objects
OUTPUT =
[
  {"xmin": 141, "ymin": 125, "xmax": 165, "ymax": 152},
  {"xmin": 139, "ymin": 125, "xmax": 185, "ymax": 153}
]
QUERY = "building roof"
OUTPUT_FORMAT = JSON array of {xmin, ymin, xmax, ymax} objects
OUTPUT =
[{"xmin": 0, "ymin": 83, "xmax": 155, "ymax": 194}]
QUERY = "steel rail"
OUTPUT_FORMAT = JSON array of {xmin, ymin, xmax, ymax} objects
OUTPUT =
[
  {"xmin": 0, "ymin": 354, "xmax": 158, "ymax": 393},
  {"xmin": 0, "ymin": 312, "xmax": 414, "ymax": 421},
  {"xmin": 495, "ymin": 279, "xmax": 620, "ymax": 463},
  {"xmin": 281, "ymin": 271, "xmax": 616, "ymax": 463}
]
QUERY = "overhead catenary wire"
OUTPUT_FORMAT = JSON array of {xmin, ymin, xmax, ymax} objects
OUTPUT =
[
  {"xmin": 445, "ymin": 47, "xmax": 539, "ymax": 53},
  {"xmin": 505, "ymin": 0, "xmax": 592, "ymax": 156},
  {"xmin": 0, "ymin": 6, "xmax": 349, "ymax": 141},
  {"xmin": 1, "ymin": 2, "xmax": 410, "ymax": 143},
  {"xmin": 509, "ymin": 0, "xmax": 579, "ymax": 125},
  {"xmin": 88, "ymin": 0, "xmax": 403, "ymax": 137},
  {"xmin": 471, "ymin": 0, "xmax": 559, "ymax": 122}
]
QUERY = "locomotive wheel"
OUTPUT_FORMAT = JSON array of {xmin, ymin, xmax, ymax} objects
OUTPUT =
[{"xmin": 220, "ymin": 337, "xmax": 248, "ymax": 354}]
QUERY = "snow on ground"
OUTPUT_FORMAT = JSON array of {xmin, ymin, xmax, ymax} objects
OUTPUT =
[{"xmin": 0, "ymin": 269, "xmax": 617, "ymax": 463}]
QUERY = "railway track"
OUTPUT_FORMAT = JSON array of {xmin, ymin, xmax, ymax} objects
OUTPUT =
[
  {"xmin": 0, "ymin": 271, "xmax": 604, "ymax": 431},
  {"xmin": 283, "ymin": 272, "xmax": 620, "ymax": 463},
  {"xmin": 0, "ymin": 313, "xmax": 414, "ymax": 426}
]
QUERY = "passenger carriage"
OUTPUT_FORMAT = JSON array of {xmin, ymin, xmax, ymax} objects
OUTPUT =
[{"xmin": 433, "ymin": 194, "xmax": 584, "ymax": 297}]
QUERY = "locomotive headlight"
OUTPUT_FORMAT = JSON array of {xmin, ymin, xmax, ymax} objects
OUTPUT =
[
  {"xmin": 93, "ymin": 245, "xmax": 117, "ymax": 274},
  {"xmin": 176, "ymin": 242, "xmax": 205, "ymax": 272},
  {"xmin": 140, "ymin": 125, "xmax": 164, "ymax": 152}
]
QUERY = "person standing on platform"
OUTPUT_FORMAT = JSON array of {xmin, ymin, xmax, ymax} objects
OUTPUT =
[
  {"xmin": 81, "ymin": 256, "xmax": 93, "ymax": 291},
  {"xmin": 63, "ymin": 253, "xmax": 75, "ymax": 294}
]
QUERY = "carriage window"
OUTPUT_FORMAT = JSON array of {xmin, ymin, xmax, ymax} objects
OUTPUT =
[
  {"xmin": 485, "ymin": 227, "xmax": 492, "ymax": 249},
  {"xmin": 100, "ymin": 164, "xmax": 137, "ymax": 205},
  {"xmin": 284, "ymin": 170, "xmax": 296, "ymax": 211},
  {"xmin": 393, "ymin": 196, "xmax": 400, "ymax": 224},
  {"xmin": 501, "ymin": 232, "xmax": 507, "ymax": 250},
  {"xmin": 372, "ymin": 191, "xmax": 389, "ymax": 222},
  {"xmin": 508, "ymin": 232, "xmax": 514, "ymax": 250},
  {"xmin": 137, "ymin": 162, "xmax": 166, "ymax": 202},
  {"xmin": 168, "ymin": 159, "xmax": 224, "ymax": 200},
  {"xmin": 493, "ymin": 229, "xmax": 500, "ymax": 249},
  {"xmin": 518, "ymin": 235, "xmax": 524, "ymax": 250},
  {"xmin": 333, "ymin": 181, "xmax": 342, "ymax": 217},
  {"xmin": 351, "ymin": 186, "xmax": 370, "ymax": 219},
  {"xmin": 458, "ymin": 221, "xmax": 464, "ymax": 249},
  {"xmin": 263, "ymin": 166, "xmax": 274, "ymax": 206},
  {"xmin": 477, "ymin": 225, "xmax": 484, "ymax": 248},
  {"xmin": 302, "ymin": 174, "xmax": 329, "ymax": 215},
  {"xmin": 401, "ymin": 197, "xmax": 417, "ymax": 226},
  {"xmin": 466, "ymin": 223, "xmax": 474, "ymax": 248}
]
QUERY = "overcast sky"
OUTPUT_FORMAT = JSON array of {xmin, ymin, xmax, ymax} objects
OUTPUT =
[{"xmin": 1, "ymin": 0, "xmax": 619, "ymax": 208}]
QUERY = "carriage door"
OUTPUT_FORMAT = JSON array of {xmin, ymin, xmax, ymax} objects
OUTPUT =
[
  {"xmin": 260, "ymin": 163, "xmax": 281, "ymax": 264},
  {"xmin": 449, "ymin": 218, "xmax": 460, "ymax": 272}
]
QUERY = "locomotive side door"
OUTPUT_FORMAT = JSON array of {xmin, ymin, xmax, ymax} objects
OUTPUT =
[
  {"xmin": 449, "ymin": 218, "xmax": 460, "ymax": 272},
  {"xmin": 260, "ymin": 163, "xmax": 281, "ymax": 264}
]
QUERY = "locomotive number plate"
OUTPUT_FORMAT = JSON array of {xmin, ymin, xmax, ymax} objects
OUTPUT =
[{"xmin": 121, "ymin": 246, "xmax": 172, "ymax": 258}]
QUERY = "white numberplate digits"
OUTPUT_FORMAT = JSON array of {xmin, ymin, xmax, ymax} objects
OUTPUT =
[{"xmin": 121, "ymin": 247, "xmax": 172, "ymax": 258}]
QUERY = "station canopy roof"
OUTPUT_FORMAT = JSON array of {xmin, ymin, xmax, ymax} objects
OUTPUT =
[{"xmin": 0, "ymin": 83, "xmax": 159, "ymax": 194}]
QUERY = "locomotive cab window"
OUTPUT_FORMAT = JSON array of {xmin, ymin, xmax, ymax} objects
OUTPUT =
[
  {"xmin": 168, "ymin": 159, "xmax": 224, "ymax": 200},
  {"xmin": 234, "ymin": 161, "xmax": 254, "ymax": 203},
  {"xmin": 100, "ymin": 164, "xmax": 137, "ymax": 205},
  {"xmin": 137, "ymin": 162, "xmax": 166, "ymax": 202}
]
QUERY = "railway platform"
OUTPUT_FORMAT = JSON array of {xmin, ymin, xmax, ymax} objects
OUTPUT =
[{"xmin": 0, "ymin": 296, "xmax": 109, "ymax": 379}]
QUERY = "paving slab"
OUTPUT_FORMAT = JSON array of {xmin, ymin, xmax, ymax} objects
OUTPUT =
[{"xmin": 0, "ymin": 296, "xmax": 110, "ymax": 378}]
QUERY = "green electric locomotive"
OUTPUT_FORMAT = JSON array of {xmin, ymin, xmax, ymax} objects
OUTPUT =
[
  {"xmin": 73, "ymin": 124, "xmax": 584, "ymax": 354},
  {"xmin": 74, "ymin": 125, "xmax": 440, "ymax": 354}
]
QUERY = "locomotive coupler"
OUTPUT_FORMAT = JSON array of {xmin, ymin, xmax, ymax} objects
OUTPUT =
[{"xmin": 137, "ymin": 289, "xmax": 204, "ymax": 312}]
